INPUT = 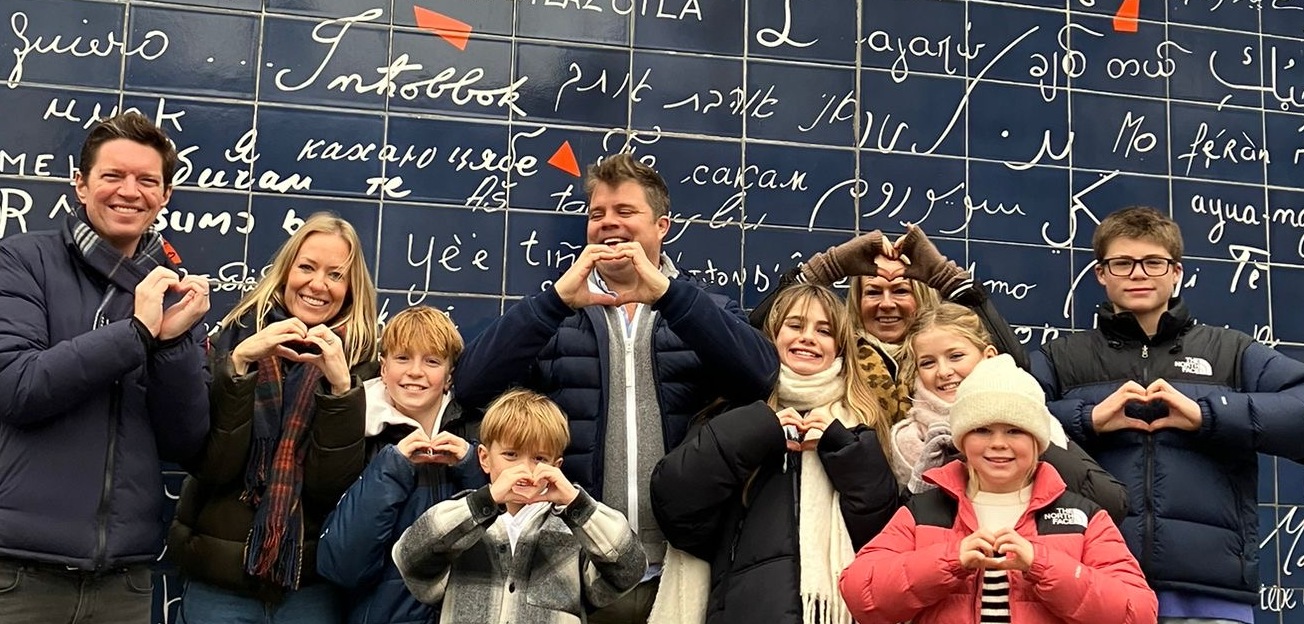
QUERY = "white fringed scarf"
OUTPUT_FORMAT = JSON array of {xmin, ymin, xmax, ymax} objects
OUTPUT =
[
  {"xmin": 777, "ymin": 360, "xmax": 855, "ymax": 624},
  {"xmin": 649, "ymin": 360, "xmax": 856, "ymax": 624}
]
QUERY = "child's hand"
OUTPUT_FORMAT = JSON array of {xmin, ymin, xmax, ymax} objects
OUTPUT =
[
  {"xmin": 1144, "ymin": 378, "xmax": 1202, "ymax": 432},
  {"xmin": 799, "ymin": 408, "xmax": 833, "ymax": 451},
  {"xmin": 1091, "ymin": 381, "xmax": 1152, "ymax": 433},
  {"xmin": 490, "ymin": 465, "xmax": 541, "ymax": 506},
  {"xmin": 427, "ymin": 432, "xmax": 469, "ymax": 464},
  {"xmin": 531, "ymin": 464, "xmax": 579, "ymax": 507},
  {"xmin": 397, "ymin": 429, "xmax": 469, "ymax": 466},
  {"xmin": 992, "ymin": 527, "xmax": 1034, "ymax": 572},
  {"xmin": 776, "ymin": 407, "xmax": 805, "ymax": 452},
  {"xmin": 958, "ymin": 529, "xmax": 1000, "ymax": 569}
]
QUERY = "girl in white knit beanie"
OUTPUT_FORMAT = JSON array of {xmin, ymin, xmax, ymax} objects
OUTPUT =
[
  {"xmin": 892, "ymin": 304, "xmax": 1128, "ymax": 524},
  {"xmin": 839, "ymin": 354, "xmax": 1157, "ymax": 624}
]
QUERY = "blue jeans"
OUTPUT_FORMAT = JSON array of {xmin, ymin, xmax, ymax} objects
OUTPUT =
[
  {"xmin": 178, "ymin": 580, "xmax": 342, "ymax": 624},
  {"xmin": 0, "ymin": 557, "xmax": 152, "ymax": 624}
]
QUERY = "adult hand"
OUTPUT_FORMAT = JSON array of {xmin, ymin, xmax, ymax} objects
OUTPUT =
[
  {"xmin": 799, "ymin": 230, "xmax": 889, "ymax": 284},
  {"xmin": 553, "ymin": 245, "xmax": 623, "ymax": 309},
  {"xmin": 230, "ymin": 317, "xmax": 309, "ymax": 375},
  {"xmin": 1145, "ymin": 378, "xmax": 1202, "ymax": 432},
  {"xmin": 133, "ymin": 266, "xmax": 181, "ymax": 338},
  {"xmin": 158, "ymin": 274, "xmax": 211, "ymax": 341},
  {"xmin": 1090, "ymin": 381, "xmax": 1152, "ymax": 433},
  {"xmin": 532, "ymin": 463, "xmax": 580, "ymax": 508},
  {"xmin": 605, "ymin": 242, "xmax": 670, "ymax": 305},
  {"xmin": 283, "ymin": 324, "xmax": 350, "ymax": 395},
  {"xmin": 895, "ymin": 223, "xmax": 973, "ymax": 299}
]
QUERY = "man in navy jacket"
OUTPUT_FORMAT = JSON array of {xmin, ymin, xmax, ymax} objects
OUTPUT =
[
  {"xmin": 1032, "ymin": 206, "xmax": 1304, "ymax": 624},
  {"xmin": 455, "ymin": 153, "xmax": 778, "ymax": 623},
  {"xmin": 0, "ymin": 112, "xmax": 211, "ymax": 623}
]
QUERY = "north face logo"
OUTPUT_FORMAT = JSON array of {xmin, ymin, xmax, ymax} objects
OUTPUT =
[
  {"xmin": 1174, "ymin": 357, "xmax": 1213, "ymax": 376},
  {"xmin": 1043, "ymin": 507, "xmax": 1089, "ymax": 528}
]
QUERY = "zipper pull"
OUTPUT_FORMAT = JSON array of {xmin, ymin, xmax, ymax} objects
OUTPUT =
[{"xmin": 1141, "ymin": 344, "xmax": 1149, "ymax": 359}]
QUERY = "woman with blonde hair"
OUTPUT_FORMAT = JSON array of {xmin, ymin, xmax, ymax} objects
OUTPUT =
[
  {"xmin": 651, "ymin": 283, "xmax": 900, "ymax": 624},
  {"xmin": 749, "ymin": 224, "xmax": 1028, "ymax": 425},
  {"xmin": 169, "ymin": 212, "xmax": 378, "ymax": 623}
]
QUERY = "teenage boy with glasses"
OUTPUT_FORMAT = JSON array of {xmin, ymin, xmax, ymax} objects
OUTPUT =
[{"xmin": 1031, "ymin": 206, "xmax": 1304, "ymax": 624}]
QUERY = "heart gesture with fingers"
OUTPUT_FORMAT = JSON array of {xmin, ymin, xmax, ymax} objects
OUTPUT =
[
  {"xmin": 135, "ymin": 267, "xmax": 211, "ymax": 341},
  {"xmin": 775, "ymin": 407, "xmax": 834, "ymax": 452},
  {"xmin": 554, "ymin": 243, "xmax": 669, "ymax": 310},
  {"xmin": 1092, "ymin": 378, "xmax": 1201, "ymax": 433},
  {"xmin": 959, "ymin": 528, "xmax": 1035, "ymax": 572},
  {"xmin": 398, "ymin": 429, "xmax": 469, "ymax": 466},
  {"xmin": 480, "ymin": 439, "xmax": 572, "ymax": 513},
  {"xmin": 1138, "ymin": 378, "xmax": 1201, "ymax": 431}
]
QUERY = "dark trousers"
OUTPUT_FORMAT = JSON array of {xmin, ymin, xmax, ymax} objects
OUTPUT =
[
  {"xmin": 0, "ymin": 557, "xmax": 152, "ymax": 624},
  {"xmin": 587, "ymin": 576, "xmax": 660, "ymax": 624}
]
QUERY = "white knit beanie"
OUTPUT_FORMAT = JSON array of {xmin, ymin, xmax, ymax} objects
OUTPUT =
[{"xmin": 949, "ymin": 354, "xmax": 1052, "ymax": 454}]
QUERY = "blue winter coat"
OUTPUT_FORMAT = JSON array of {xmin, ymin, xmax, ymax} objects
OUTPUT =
[
  {"xmin": 318, "ymin": 391, "xmax": 486, "ymax": 624},
  {"xmin": 0, "ymin": 229, "xmax": 210, "ymax": 569},
  {"xmin": 1031, "ymin": 299, "xmax": 1304, "ymax": 603},
  {"xmin": 454, "ymin": 276, "xmax": 779, "ymax": 499}
]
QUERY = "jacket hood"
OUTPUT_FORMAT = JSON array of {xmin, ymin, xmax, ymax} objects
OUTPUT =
[{"xmin": 363, "ymin": 377, "xmax": 451, "ymax": 437}]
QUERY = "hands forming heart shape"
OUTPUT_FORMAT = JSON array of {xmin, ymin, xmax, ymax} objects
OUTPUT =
[
  {"xmin": 397, "ymin": 429, "xmax": 469, "ymax": 466},
  {"xmin": 1095, "ymin": 378, "xmax": 1201, "ymax": 433},
  {"xmin": 510, "ymin": 474, "xmax": 551, "ymax": 501},
  {"xmin": 775, "ymin": 407, "xmax": 832, "ymax": 452},
  {"xmin": 553, "ymin": 243, "xmax": 672, "ymax": 310},
  {"xmin": 959, "ymin": 527, "xmax": 1034, "ymax": 572},
  {"xmin": 490, "ymin": 463, "xmax": 579, "ymax": 509}
]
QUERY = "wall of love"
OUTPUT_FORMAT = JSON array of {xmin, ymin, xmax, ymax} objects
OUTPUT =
[{"xmin": 1, "ymin": 0, "xmax": 1303, "ymax": 621}]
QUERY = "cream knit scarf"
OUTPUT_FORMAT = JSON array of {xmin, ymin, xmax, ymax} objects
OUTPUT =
[
  {"xmin": 777, "ymin": 360, "xmax": 855, "ymax": 624},
  {"xmin": 649, "ymin": 360, "xmax": 855, "ymax": 624}
]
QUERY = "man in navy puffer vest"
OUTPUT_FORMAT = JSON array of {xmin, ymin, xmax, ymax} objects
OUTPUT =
[{"xmin": 455, "ymin": 153, "xmax": 778, "ymax": 623}]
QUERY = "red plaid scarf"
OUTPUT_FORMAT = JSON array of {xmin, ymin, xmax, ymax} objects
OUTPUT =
[{"xmin": 241, "ymin": 341, "xmax": 327, "ymax": 589}]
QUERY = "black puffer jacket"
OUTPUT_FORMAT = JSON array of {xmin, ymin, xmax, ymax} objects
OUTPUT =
[
  {"xmin": 1032, "ymin": 298, "xmax": 1304, "ymax": 603},
  {"xmin": 0, "ymin": 229, "xmax": 210, "ymax": 570},
  {"xmin": 651, "ymin": 402, "xmax": 900, "ymax": 623},
  {"xmin": 167, "ymin": 314, "xmax": 370, "ymax": 602}
]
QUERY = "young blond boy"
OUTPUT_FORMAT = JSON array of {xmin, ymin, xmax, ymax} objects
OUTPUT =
[
  {"xmin": 393, "ymin": 389, "xmax": 647, "ymax": 624},
  {"xmin": 319, "ymin": 305, "xmax": 484, "ymax": 624}
]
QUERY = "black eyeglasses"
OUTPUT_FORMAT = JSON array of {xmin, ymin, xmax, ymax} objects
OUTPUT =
[{"xmin": 1100, "ymin": 256, "xmax": 1176, "ymax": 277}]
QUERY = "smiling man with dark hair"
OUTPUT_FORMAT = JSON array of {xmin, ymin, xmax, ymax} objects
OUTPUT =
[{"xmin": 0, "ymin": 111, "xmax": 211, "ymax": 623}]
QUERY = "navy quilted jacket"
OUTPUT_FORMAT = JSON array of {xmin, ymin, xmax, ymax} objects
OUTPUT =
[
  {"xmin": 454, "ymin": 276, "xmax": 778, "ymax": 499},
  {"xmin": 0, "ymin": 229, "xmax": 210, "ymax": 569}
]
